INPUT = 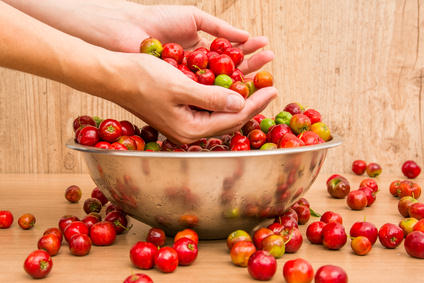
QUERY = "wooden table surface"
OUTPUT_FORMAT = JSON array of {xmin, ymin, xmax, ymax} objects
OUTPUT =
[{"xmin": 1, "ymin": 173, "xmax": 422, "ymax": 282}]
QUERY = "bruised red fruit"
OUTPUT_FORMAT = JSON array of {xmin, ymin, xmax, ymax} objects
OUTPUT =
[{"xmin": 359, "ymin": 178, "xmax": 378, "ymax": 193}]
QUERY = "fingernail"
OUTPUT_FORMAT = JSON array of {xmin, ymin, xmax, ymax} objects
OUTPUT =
[{"xmin": 226, "ymin": 95, "xmax": 245, "ymax": 111}]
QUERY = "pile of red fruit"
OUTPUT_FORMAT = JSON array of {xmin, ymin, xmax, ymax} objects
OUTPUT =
[
  {"xmin": 73, "ymin": 101, "xmax": 332, "ymax": 151},
  {"xmin": 130, "ymin": 228, "xmax": 198, "ymax": 274},
  {"xmin": 140, "ymin": 37, "xmax": 273, "ymax": 98},
  {"xmin": 326, "ymin": 174, "xmax": 378, "ymax": 211},
  {"xmin": 13, "ymin": 185, "xmax": 133, "ymax": 279}
]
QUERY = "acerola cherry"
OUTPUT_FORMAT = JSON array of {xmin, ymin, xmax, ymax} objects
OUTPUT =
[
  {"xmin": 378, "ymin": 223, "xmax": 403, "ymax": 248},
  {"xmin": 306, "ymin": 221, "xmax": 326, "ymax": 244},
  {"xmin": 161, "ymin": 42, "xmax": 184, "ymax": 64},
  {"xmin": 154, "ymin": 247, "xmax": 178, "ymax": 273},
  {"xmin": 402, "ymin": 160, "xmax": 421, "ymax": 179},
  {"xmin": 90, "ymin": 221, "xmax": 116, "ymax": 246},
  {"xmin": 229, "ymin": 81, "xmax": 249, "ymax": 98},
  {"xmin": 224, "ymin": 47, "xmax": 244, "ymax": 66},
  {"xmin": 209, "ymin": 54, "xmax": 235, "ymax": 76},
  {"xmin": 196, "ymin": 69, "xmax": 215, "ymax": 85},
  {"xmin": 283, "ymin": 258, "xmax": 314, "ymax": 283},
  {"xmin": 253, "ymin": 71, "xmax": 273, "ymax": 88},
  {"xmin": 349, "ymin": 221, "xmax": 378, "ymax": 245},
  {"xmin": 231, "ymin": 69, "xmax": 245, "ymax": 82},
  {"xmin": 77, "ymin": 125, "xmax": 99, "ymax": 146},
  {"xmin": 322, "ymin": 222, "xmax": 347, "ymax": 250},
  {"xmin": 230, "ymin": 240, "xmax": 256, "ymax": 267},
  {"xmin": 123, "ymin": 273, "xmax": 153, "ymax": 283},
  {"xmin": 119, "ymin": 120, "xmax": 136, "ymax": 136},
  {"xmin": 0, "ymin": 210, "xmax": 13, "ymax": 228},
  {"xmin": 303, "ymin": 109, "xmax": 322, "ymax": 124},
  {"xmin": 227, "ymin": 229, "xmax": 252, "ymax": 250},
  {"xmin": 346, "ymin": 190, "xmax": 367, "ymax": 210},
  {"xmin": 173, "ymin": 237, "xmax": 198, "ymax": 266},
  {"xmin": 320, "ymin": 211, "xmax": 343, "ymax": 224},
  {"xmin": 315, "ymin": 265, "xmax": 348, "ymax": 283},
  {"xmin": 69, "ymin": 234, "xmax": 91, "ymax": 256},
  {"xmin": 130, "ymin": 241, "xmax": 158, "ymax": 269},
  {"xmin": 73, "ymin": 115, "xmax": 96, "ymax": 132},
  {"xmin": 253, "ymin": 227, "xmax": 274, "ymax": 250},
  {"xmin": 187, "ymin": 50, "xmax": 208, "ymax": 72},
  {"xmin": 18, "ymin": 213, "xmax": 36, "ymax": 230},
  {"xmin": 210, "ymin": 37, "xmax": 232, "ymax": 54},
  {"xmin": 358, "ymin": 186, "xmax": 376, "ymax": 207},
  {"xmin": 23, "ymin": 250, "xmax": 53, "ymax": 279},
  {"xmin": 352, "ymin": 160, "xmax": 367, "ymax": 175},
  {"xmin": 146, "ymin": 227, "xmax": 166, "ymax": 247},
  {"xmin": 366, "ymin": 162, "xmax": 382, "ymax": 177},
  {"xmin": 405, "ymin": 231, "xmax": 424, "ymax": 259},
  {"xmin": 247, "ymin": 129, "xmax": 266, "ymax": 149},
  {"xmin": 99, "ymin": 119, "xmax": 122, "ymax": 142},
  {"xmin": 247, "ymin": 250, "xmax": 277, "ymax": 281},
  {"xmin": 37, "ymin": 234, "xmax": 61, "ymax": 256},
  {"xmin": 140, "ymin": 37, "xmax": 163, "ymax": 57},
  {"xmin": 360, "ymin": 178, "xmax": 379, "ymax": 193}
]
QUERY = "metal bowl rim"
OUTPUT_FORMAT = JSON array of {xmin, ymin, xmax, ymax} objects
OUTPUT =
[{"xmin": 66, "ymin": 135, "xmax": 341, "ymax": 159}]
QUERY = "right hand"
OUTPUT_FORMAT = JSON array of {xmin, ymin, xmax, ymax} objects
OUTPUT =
[{"xmin": 101, "ymin": 52, "xmax": 277, "ymax": 144}]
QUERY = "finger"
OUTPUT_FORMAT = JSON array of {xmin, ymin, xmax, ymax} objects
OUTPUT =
[
  {"xmin": 194, "ymin": 8, "xmax": 249, "ymax": 43},
  {"xmin": 199, "ymin": 87, "xmax": 278, "ymax": 136},
  {"xmin": 176, "ymin": 83, "xmax": 246, "ymax": 113},
  {"xmin": 233, "ymin": 36, "xmax": 269, "ymax": 54},
  {"xmin": 238, "ymin": 50, "xmax": 274, "ymax": 74}
]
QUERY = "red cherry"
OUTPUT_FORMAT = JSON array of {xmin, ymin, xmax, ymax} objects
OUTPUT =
[
  {"xmin": 187, "ymin": 50, "xmax": 208, "ymax": 72},
  {"xmin": 161, "ymin": 43, "xmax": 184, "ymax": 64},
  {"xmin": 196, "ymin": 69, "xmax": 215, "ymax": 85},
  {"xmin": 402, "ymin": 160, "xmax": 421, "ymax": 179},
  {"xmin": 231, "ymin": 69, "xmax": 245, "ymax": 82},
  {"xmin": 77, "ymin": 126, "xmax": 99, "ymax": 146},
  {"xmin": 210, "ymin": 37, "xmax": 232, "ymax": 54},
  {"xmin": 209, "ymin": 54, "xmax": 235, "ymax": 76},
  {"xmin": 224, "ymin": 47, "xmax": 244, "ymax": 66}
]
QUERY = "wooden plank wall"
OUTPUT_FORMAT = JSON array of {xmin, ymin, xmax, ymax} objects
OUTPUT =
[{"xmin": 0, "ymin": 0, "xmax": 423, "ymax": 175}]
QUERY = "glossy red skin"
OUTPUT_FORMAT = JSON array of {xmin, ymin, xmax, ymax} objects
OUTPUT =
[
  {"xmin": 253, "ymin": 227, "xmax": 274, "ymax": 249},
  {"xmin": 409, "ymin": 203, "xmax": 424, "ymax": 220},
  {"xmin": 161, "ymin": 43, "xmax": 184, "ymax": 64},
  {"xmin": 350, "ymin": 221, "xmax": 378, "ymax": 245},
  {"xmin": 130, "ymin": 241, "xmax": 158, "ymax": 269},
  {"xmin": 366, "ymin": 162, "xmax": 382, "ymax": 177},
  {"xmin": 164, "ymin": 57, "xmax": 178, "ymax": 68},
  {"xmin": 207, "ymin": 51, "xmax": 220, "ymax": 61},
  {"xmin": 326, "ymin": 174, "xmax": 341, "ymax": 186},
  {"xmin": 90, "ymin": 221, "xmax": 116, "ymax": 246},
  {"xmin": 253, "ymin": 114, "xmax": 266, "ymax": 124},
  {"xmin": 154, "ymin": 247, "xmax": 179, "ymax": 273},
  {"xmin": 231, "ymin": 141, "xmax": 251, "ymax": 151},
  {"xmin": 73, "ymin": 115, "xmax": 96, "ymax": 132},
  {"xmin": 306, "ymin": 221, "xmax": 326, "ymax": 244},
  {"xmin": 247, "ymin": 250, "xmax": 276, "ymax": 281},
  {"xmin": 210, "ymin": 37, "xmax": 232, "ymax": 54},
  {"xmin": 283, "ymin": 258, "xmax": 314, "ymax": 283},
  {"xmin": 231, "ymin": 69, "xmax": 245, "ymax": 82},
  {"xmin": 352, "ymin": 160, "xmax": 367, "ymax": 175},
  {"xmin": 413, "ymin": 219, "xmax": 424, "ymax": 233},
  {"xmin": 322, "ymin": 222, "xmax": 347, "ymax": 250},
  {"xmin": 91, "ymin": 187, "xmax": 108, "ymax": 206},
  {"xmin": 44, "ymin": 227, "xmax": 63, "ymax": 243},
  {"xmin": 58, "ymin": 215, "xmax": 79, "ymax": 232},
  {"xmin": 293, "ymin": 205, "xmax": 310, "ymax": 225},
  {"xmin": 99, "ymin": 119, "xmax": 122, "ymax": 142},
  {"xmin": 77, "ymin": 125, "xmax": 99, "ymax": 146},
  {"xmin": 140, "ymin": 126, "xmax": 158, "ymax": 143},
  {"xmin": 402, "ymin": 160, "xmax": 421, "ymax": 179},
  {"xmin": 247, "ymin": 129, "xmax": 266, "ymax": 149},
  {"xmin": 105, "ymin": 211, "xmax": 128, "ymax": 234},
  {"xmin": 95, "ymin": 141, "xmax": 111, "ymax": 149},
  {"xmin": 123, "ymin": 273, "xmax": 154, "ymax": 283},
  {"xmin": 209, "ymin": 54, "xmax": 235, "ymax": 76},
  {"xmin": 303, "ymin": 109, "xmax": 321, "ymax": 124},
  {"xmin": 18, "ymin": 213, "xmax": 36, "ymax": 230},
  {"xmin": 187, "ymin": 50, "xmax": 208, "ymax": 72},
  {"xmin": 359, "ymin": 178, "xmax": 378, "ymax": 193},
  {"xmin": 358, "ymin": 186, "xmax": 376, "ymax": 207},
  {"xmin": 229, "ymin": 81, "xmax": 249, "ymax": 98},
  {"xmin": 290, "ymin": 114, "xmax": 311, "ymax": 135},
  {"xmin": 83, "ymin": 197, "xmax": 102, "ymax": 214},
  {"xmin": 130, "ymin": 135, "xmax": 145, "ymax": 151},
  {"xmin": 299, "ymin": 131, "xmax": 321, "ymax": 145},
  {"xmin": 182, "ymin": 69, "xmax": 198, "ymax": 82},
  {"xmin": 267, "ymin": 124, "xmax": 291, "ymax": 144},
  {"xmin": 278, "ymin": 133, "xmax": 305, "ymax": 148},
  {"xmin": 242, "ymin": 119, "xmax": 260, "ymax": 136},
  {"xmin": 315, "ymin": 265, "xmax": 348, "ymax": 283},
  {"xmin": 398, "ymin": 180, "xmax": 421, "ymax": 198},
  {"xmin": 227, "ymin": 230, "xmax": 252, "ymax": 250},
  {"xmin": 389, "ymin": 180, "xmax": 401, "ymax": 197},
  {"xmin": 111, "ymin": 142, "xmax": 128, "ymax": 150},
  {"xmin": 69, "ymin": 234, "xmax": 91, "ymax": 256},
  {"xmin": 280, "ymin": 208, "xmax": 299, "ymax": 222},
  {"xmin": 82, "ymin": 214, "xmax": 99, "ymax": 231},
  {"xmin": 119, "ymin": 120, "xmax": 135, "ymax": 136},
  {"xmin": 224, "ymin": 47, "xmax": 244, "ymax": 66},
  {"xmin": 405, "ymin": 231, "xmax": 424, "ymax": 258},
  {"xmin": 284, "ymin": 103, "xmax": 304, "ymax": 115},
  {"xmin": 146, "ymin": 227, "xmax": 166, "ymax": 247},
  {"xmin": 64, "ymin": 221, "xmax": 89, "ymax": 242},
  {"xmin": 327, "ymin": 176, "xmax": 350, "ymax": 199},
  {"xmin": 398, "ymin": 196, "xmax": 418, "ymax": 217},
  {"xmin": 24, "ymin": 250, "xmax": 53, "ymax": 279},
  {"xmin": 320, "ymin": 211, "xmax": 343, "ymax": 224},
  {"xmin": 37, "ymin": 234, "xmax": 61, "ymax": 256},
  {"xmin": 0, "ymin": 210, "xmax": 13, "ymax": 228},
  {"xmin": 174, "ymin": 229, "xmax": 199, "ymax": 245},
  {"xmin": 282, "ymin": 228, "xmax": 303, "ymax": 253},
  {"xmin": 253, "ymin": 71, "xmax": 273, "ymax": 89},
  {"xmin": 64, "ymin": 185, "xmax": 81, "ymax": 203},
  {"xmin": 378, "ymin": 223, "xmax": 404, "ymax": 248},
  {"xmin": 173, "ymin": 238, "xmax": 198, "ymax": 266},
  {"xmin": 196, "ymin": 68, "xmax": 215, "ymax": 85},
  {"xmin": 346, "ymin": 190, "xmax": 367, "ymax": 210},
  {"xmin": 270, "ymin": 216, "xmax": 298, "ymax": 232},
  {"xmin": 296, "ymin": 198, "xmax": 310, "ymax": 208},
  {"xmin": 105, "ymin": 203, "xmax": 124, "ymax": 215}
]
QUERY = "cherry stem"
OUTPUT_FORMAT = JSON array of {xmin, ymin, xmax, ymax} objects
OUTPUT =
[
  {"xmin": 284, "ymin": 232, "xmax": 293, "ymax": 245},
  {"xmin": 309, "ymin": 208, "xmax": 321, "ymax": 217}
]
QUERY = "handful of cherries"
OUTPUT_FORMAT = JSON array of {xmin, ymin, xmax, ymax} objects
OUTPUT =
[{"xmin": 140, "ymin": 37, "xmax": 273, "ymax": 98}]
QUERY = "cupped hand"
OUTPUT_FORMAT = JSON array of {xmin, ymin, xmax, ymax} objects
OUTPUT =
[{"xmin": 104, "ymin": 52, "xmax": 277, "ymax": 144}]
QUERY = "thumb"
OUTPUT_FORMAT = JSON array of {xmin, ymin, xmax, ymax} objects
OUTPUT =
[{"xmin": 179, "ymin": 84, "xmax": 246, "ymax": 112}]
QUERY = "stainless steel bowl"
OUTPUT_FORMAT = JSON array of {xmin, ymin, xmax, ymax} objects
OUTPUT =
[{"xmin": 67, "ymin": 137, "xmax": 341, "ymax": 239}]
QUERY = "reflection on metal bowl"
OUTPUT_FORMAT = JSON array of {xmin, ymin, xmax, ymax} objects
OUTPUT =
[{"xmin": 67, "ymin": 137, "xmax": 341, "ymax": 239}]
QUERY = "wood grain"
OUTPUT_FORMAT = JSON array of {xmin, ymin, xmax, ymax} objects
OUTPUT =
[
  {"xmin": 0, "ymin": 0, "xmax": 423, "ymax": 173},
  {"xmin": 1, "ymin": 173, "xmax": 423, "ymax": 282}
]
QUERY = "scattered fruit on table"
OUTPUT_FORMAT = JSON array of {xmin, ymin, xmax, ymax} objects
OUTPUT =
[
  {"xmin": 247, "ymin": 250, "xmax": 277, "ymax": 281},
  {"xmin": 83, "ymin": 198, "xmax": 102, "ymax": 214},
  {"xmin": 320, "ymin": 211, "xmax": 343, "ymax": 224},
  {"xmin": 402, "ymin": 160, "xmax": 421, "ymax": 179},
  {"xmin": 90, "ymin": 221, "xmax": 116, "ymax": 246},
  {"xmin": 230, "ymin": 241, "xmax": 256, "ymax": 267},
  {"xmin": 37, "ymin": 234, "xmax": 61, "ymax": 256},
  {"xmin": 227, "ymin": 229, "xmax": 252, "ymax": 250},
  {"xmin": 306, "ymin": 221, "xmax": 326, "ymax": 244},
  {"xmin": 18, "ymin": 213, "xmax": 36, "ymax": 230},
  {"xmin": 65, "ymin": 185, "xmax": 82, "ymax": 203},
  {"xmin": 346, "ymin": 190, "xmax": 368, "ymax": 210},
  {"xmin": 64, "ymin": 221, "xmax": 89, "ymax": 242},
  {"xmin": 283, "ymin": 258, "xmax": 314, "ymax": 283},
  {"xmin": 366, "ymin": 162, "xmax": 382, "ymax": 177},
  {"xmin": 43, "ymin": 227, "xmax": 63, "ymax": 243},
  {"xmin": 146, "ymin": 227, "xmax": 166, "ymax": 247},
  {"xmin": 399, "ymin": 218, "xmax": 419, "ymax": 236},
  {"xmin": 91, "ymin": 187, "xmax": 108, "ymax": 206},
  {"xmin": 351, "ymin": 236, "xmax": 372, "ymax": 256},
  {"xmin": 174, "ymin": 228, "xmax": 199, "ymax": 245},
  {"xmin": 0, "ymin": 210, "xmax": 13, "ymax": 228},
  {"xmin": 404, "ymin": 231, "xmax": 424, "ymax": 259},
  {"xmin": 23, "ymin": 250, "xmax": 53, "ymax": 279},
  {"xmin": 130, "ymin": 241, "xmax": 158, "ymax": 269},
  {"xmin": 327, "ymin": 175, "xmax": 350, "ymax": 199},
  {"xmin": 352, "ymin": 160, "xmax": 367, "ymax": 175},
  {"xmin": 349, "ymin": 221, "xmax": 378, "ymax": 245},
  {"xmin": 378, "ymin": 223, "xmax": 403, "ymax": 249},
  {"xmin": 173, "ymin": 238, "xmax": 198, "ymax": 266},
  {"xmin": 322, "ymin": 222, "xmax": 347, "ymax": 250},
  {"xmin": 154, "ymin": 247, "xmax": 179, "ymax": 273},
  {"xmin": 69, "ymin": 234, "xmax": 92, "ymax": 256}
]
